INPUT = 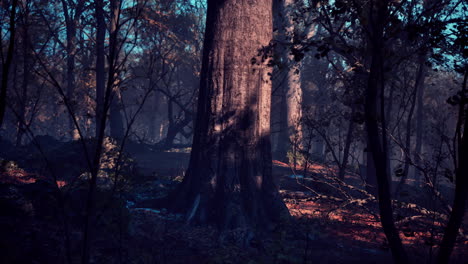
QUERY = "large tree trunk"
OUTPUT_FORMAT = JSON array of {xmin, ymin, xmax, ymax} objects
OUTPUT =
[
  {"xmin": 171, "ymin": 0, "xmax": 289, "ymax": 230},
  {"xmin": 364, "ymin": 1, "xmax": 408, "ymax": 263}
]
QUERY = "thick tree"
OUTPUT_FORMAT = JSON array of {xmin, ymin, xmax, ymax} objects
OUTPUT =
[{"xmin": 171, "ymin": 0, "xmax": 289, "ymax": 230}]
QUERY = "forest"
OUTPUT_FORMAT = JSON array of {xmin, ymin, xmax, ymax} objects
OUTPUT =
[{"xmin": 0, "ymin": 0, "xmax": 467, "ymax": 263}]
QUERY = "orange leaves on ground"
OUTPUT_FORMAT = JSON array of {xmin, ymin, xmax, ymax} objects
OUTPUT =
[
  {"xmin": 273, "ymin": 159, "xmax": 338, "ymax": 175},
  {"xmin": 1, "ymin": 168, "xmax": 67, "ymax": 188},
  {"xmin": 56, "ymin": 180, "xmax": 67, "ymax": 188},
  {"xmin": 0, "ymin": 169, "xmax": 37, "ymax": 184},
  {"xmin": 284, "ymin": 198, "xmax": 450, "ymax": 248}
]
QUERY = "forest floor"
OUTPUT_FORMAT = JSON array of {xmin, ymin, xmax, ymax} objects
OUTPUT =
[{"xmin": 0, "ymin": 137, "xmax": 467, "ymax": 263}]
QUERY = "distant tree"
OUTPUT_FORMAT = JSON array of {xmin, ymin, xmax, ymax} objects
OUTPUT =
[
  {"xmin": 108, "ymin": 0, "xmax": 125, "ymax": 140},
  {"xmin": 0, "ymin": 0, "xmax": 18, "ymax": 130},
  {"xmin": 273, "ymin": 0, "xmax": 305, "ymax": 166},
  {"xmin": 128, "ymin": 0, "xmax": 202, "ymax": 147},
  {"xmin": 94, "ymin": 0, "xmax": 106, "ymax": 139},
  {"xmin": 59, "ymin": 0, "xmax": 86, "ymax": 139}
]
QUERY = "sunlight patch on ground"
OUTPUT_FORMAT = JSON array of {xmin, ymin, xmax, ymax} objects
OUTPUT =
[{"xmin": 283, "ymin": 198, "xmax": 462, "ymax": 248}]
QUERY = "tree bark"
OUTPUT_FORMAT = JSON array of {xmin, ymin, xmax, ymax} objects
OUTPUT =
[
  {"xmin": 109, "ymin": 91, "xmax": 125, "ymax": 140},
  {"xmin": 16, "ymin": 13, "xmax": 30, "ymax": 146},
  {"xmin": 413, "ymin": 62, "xmax": 426, "ymax": 185},
  {"xmin": 338, "ymin": 109, "xmax": 355, "ymax": 180},
  {"xmin": 0, "ymin": 0, "xmax": 18, "ymax": 130},
  {"xmin": 82, "ymin": 1, "xmax": 113, "ymax": 262},
  {"xmin": 109, "ymin": 87, "xmax": 125, "ymax": 139},
  {"xmin": 364, "ymin": 1, "xmax": 408, "ymax": 263},
  {"xmin": 160, "ymin": 98, "xmax": 192, "ymax": 150},
  {"xmin": 60, "ymin": 0, "xmax": 85, "ymax": 139},
  {"xmin": 109, "ymin": 0, "xmax": 125, "ymax": 140},
  {"xmin": 365, "ymin": 144, "xmax": 378, "ymax": 196},
  {"xmin": 396, "ymin": 55, "xmax": 426, "ymax": 194},
  {"xmin": 436, "ymin": 69, "xmax": 468, "ymax": 264},
  {"xmin": 94, "ymin": 0, "xmax": 106, "ymax": 139},
  {"xmin": 171, "ymin": 0, "xmax": 289, "ymax": 230}
]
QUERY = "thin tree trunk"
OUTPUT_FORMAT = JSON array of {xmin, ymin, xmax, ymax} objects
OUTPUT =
[
  {"xmin": 109, "ymin": 87, "xmax": 125, "ymax": 139},
  {"xmin": 365, "ymin": 143, "xmax": 378, "ymax": 196},
  {"xmin": 161, "ymin": 101, "xmax": 192, "ymax": 150},
  {"xmin": 171, "ymin": 0, "xmax": 289, "ymax": 231},
  {"xmin": 109, "ymin": 0, "xmax": 125, "ymax": 140},
  {"xmin": 163, "ymin": 98, "xmax": 175, "ymax": 148},
  {"xmin": 385, "ymin": 82, "xmax": 394, "ymax": 185},
  {"xmin": 413, "ymin": 61, "xmax": 426, "ymax": 185},
  {"xmin": 66, "ymin": 37, "xmax": 77, "ymax": 139},
  {"xmin": 149, "ymin": 91, "xmax": 162, "ymax": 142},
  {"xmin": 16, "ymin": 8, "xmax": 30, "ymax": 146},
  {"xmin": 94, "ymin": 0, "xmax": 106, "ymax": 139},
  {"xmin": 82, "ymin": 0, "xmax": 117, "ymax": 262},
  {"xmin": 313, "ymin": 88, "xmax": 326, "ymax": 161},
  {"xmin": 338, "ymin": 109, "xmax": 355, "ymax": 180},
  {"xmin": 364, "ymin": 1, "xmax": 408, "ymax": 263},
  {"xmin": 396, "ymin": 55, "xmax": 426, "ymax": 196},
  {"xmin": 436, "ymin": 69, "xmax": 468, "ymax": 264},
  {"xmin": 60, "ymin": 0, "xmax": 81, "ymax": 139},
  {"xmin": 276, "ymin": 87, "xmax": 288, "ymax": 160},
  {"xmin": 400, "ymin": 79, "xmax": 417, "ymax": 181},
  {"xmin": 0, "ymin": 0, "xmax": 18, "ymax": 129}
]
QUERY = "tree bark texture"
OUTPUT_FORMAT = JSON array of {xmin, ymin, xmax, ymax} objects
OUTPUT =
[{"xmin": 172, "ymin": 0, "xmax": 289, "ymax": 230}]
